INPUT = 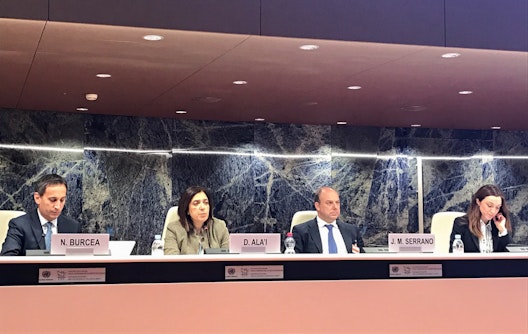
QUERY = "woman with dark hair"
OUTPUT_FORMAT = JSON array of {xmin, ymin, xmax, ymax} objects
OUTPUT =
[
  {"xmin": 164, "ymin": 186, "xmax": 229, "ymax": 254},
  {"xmin": 449, "ymin": 184, "xmax": 512, "ymax": 253}
]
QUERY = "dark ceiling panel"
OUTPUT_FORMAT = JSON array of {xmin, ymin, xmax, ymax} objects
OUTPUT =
[
  {"xmin": 0, "ymin": 0, "xmax": 48, "ymax": 20},
  {"xmin": 445, "ymin": 0, "xmax": 528, "ymax": 52},
  {"xmin": 261, "ymin": 0, "xmax": 445, "ymax": 46},
  {"xmin": 49, "ymin": 0, "xmax": 261, "ymax": 34}
]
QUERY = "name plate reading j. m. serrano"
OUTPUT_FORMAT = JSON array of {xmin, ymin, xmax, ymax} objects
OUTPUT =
[{"xmin": 388, "ymin": 233, "xmax": 435, "ymax": 253}]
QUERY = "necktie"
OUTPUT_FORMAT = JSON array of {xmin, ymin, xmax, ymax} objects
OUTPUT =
[
  {"xmin": 325, "ymin": 224, "xmax": 338, "ymax": 254},
  {"xmin": 45, "ymin": 222, "xmax": 53, "ymax": 251}
]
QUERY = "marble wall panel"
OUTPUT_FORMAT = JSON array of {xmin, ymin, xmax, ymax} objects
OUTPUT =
[
  {"xmin": 254, "ymin": 123, "xmax": 331, "ymax": 154},
  {"xmin": 2, "ymin": 107, "xmax": 528, "ymax": 254},
  {"xmin": 331, "ymin": 157, "xmax": 375, "ymax": 243},
  {"xmin": 253, "ymin": 155, "xmax": 331, "ymax": 235},
  {"xmin": 84, "ymin": 114, "xmax": 173, "ymax": 150},
  {"xmin": 171, "ymin": 153, "xmax": 255, "ymax": 233},
  {"xmin": 493, "ymin": 159, "xmax": 528, "ymax": 244},
  {"xmin": 493, "ymin": 131, "xmax": 528, "ymax": 155},
  {"xmin": 394, "ymin": 127, "xmax": 493, "ymax": 155},
  {"xmin": 331, "ymin": 126, "xmax": 382, "ymax": 153},
  {"xmin": 172, "ymin": 120, "xmax": 254, "ymax": 151},
  {"xmin": 0, "ymin": 108, "xmax": 83, "ymax": 147},
  {"xmin": 0, "ymin": 108, "xmax": 84, "ymax": 219},
  {"xmin": 82, "ymin": 150, "xmax": 171, "ymax": 254},
  {"xmin": 363, "ymin": 157, "xmax": 418, "ymax": 245},
  {"xmin": 253, "ymin": 123, "xmax": 332, "ymax": 238},
  {"xmin": 0, "ymin": 149, "xmax": 84, "ymax": 220},
  {"xmin": 422, "ymin": 158, "xmax": 528, "ymax": 245},
  {"xmin": 83, "ymin": 114, "xmax": 173, "ymax": 254}
]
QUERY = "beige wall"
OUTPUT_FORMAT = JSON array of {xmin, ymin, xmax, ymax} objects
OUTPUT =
[{"xmin": 1, "ymin": 278, "xmax": 526, "ymax": 333}]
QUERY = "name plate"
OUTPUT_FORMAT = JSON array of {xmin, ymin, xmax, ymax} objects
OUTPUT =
[
  {"xmin": 229, "ymin": 233, "xmax": 281, "ymax": 253},
  {"xmin": 51, "ymin": 233, "xmax": 110, "ymax": 255},
  {"xmin": 388, "ymin": 233, "xmax": 435, "ymax": 253},
  {"xmin": 225, "ymin": 265, "xmax": 284, "ymax": 280}
]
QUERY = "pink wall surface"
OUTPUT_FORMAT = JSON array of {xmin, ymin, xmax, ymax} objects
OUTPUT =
[{"xmin": 1, "ymin": 278, "xmax": 527, "ymax": 333}]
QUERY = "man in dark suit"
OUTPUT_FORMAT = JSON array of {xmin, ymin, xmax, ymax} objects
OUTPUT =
[
  {"xmin": 292, "ymin": 186, "xmax": 364, "ymax": 254},
  {"xmin": 1, "ymin": 174, "xmax": 81, "ymax": 256}
]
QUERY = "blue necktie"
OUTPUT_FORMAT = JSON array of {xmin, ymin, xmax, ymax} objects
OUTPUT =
[
  {"xmin": 45, "ymin": 222, "xmax": 53, "ymax": 251},
  {"xmin": 325, "ymin": 224, "xmax": 338, "ymax": 254}
]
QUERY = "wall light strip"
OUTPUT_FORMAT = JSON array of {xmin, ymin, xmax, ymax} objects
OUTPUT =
[
  {"xmin": 85, "ymin": 147, "xmax": 170, "ymax": 155},
  {"xmin": 0, "ymin": 144, "xmax": 83, "ymax": 153},
  {"xmin": 255, "ymin": 152, "xmax": 330, "ymax": 159},
  {"xmin": 4, "ymin": 144, "xmax": 528, "ymax": 160},
  {"xmin": 172, "ymin": 149, "xmax": 253, "ymax": 157}
]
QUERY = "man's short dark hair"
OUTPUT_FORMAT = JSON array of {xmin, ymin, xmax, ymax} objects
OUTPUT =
[{"xmin": 34, "ymin": 174, "xmax": 68, "ymax": 196}]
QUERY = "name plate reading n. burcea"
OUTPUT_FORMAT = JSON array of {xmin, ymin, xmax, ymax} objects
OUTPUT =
[{"xmin": 225, "ymin": 265, "xmax": 284, "ymax": 280}]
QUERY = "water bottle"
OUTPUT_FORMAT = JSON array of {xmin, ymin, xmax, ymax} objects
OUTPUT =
[
  {"xmin": 284, "ymin": 232, "xmax": 296, "ymax": 254},
  {"xmin": 151, "ymin": 234, "xmax": 164, "ymax": 256},
  {"xmin": 452, "ymin": 234, "xmax": 464, "ymax": 254}
]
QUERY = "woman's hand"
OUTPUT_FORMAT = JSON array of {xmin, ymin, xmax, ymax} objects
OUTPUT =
[{"xmin": 493, "ymin": 213, "xmax": 507, "ymax": 234}]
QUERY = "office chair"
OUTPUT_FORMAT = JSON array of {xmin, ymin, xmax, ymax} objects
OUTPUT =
[
  {"xmin": 162, "ymin": 206, "xmax": 178, "ymax": 241},
  {"xmin": 0, "ymin": 210, "xmax": 26, "ymax": 245},
  {"xmin": 290, "ymin": 210, "xmax": 317, "ymax": 232},
  {"xmin": 430, "ymin": 211, "xmax": 465, "ymax": 253}
]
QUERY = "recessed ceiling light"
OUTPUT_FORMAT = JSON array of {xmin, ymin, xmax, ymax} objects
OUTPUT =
[
  {"xmin": 491, "ymin": 126, "xmax": 501, "ymax": 130},
  {"xmin": 304, "ymin": 101, "xmax": 318, "ymax": 106},
  {"xmin": 175, "ymin": 110, "xmax": 187, "ymax": 114},
  {"xmin": 193, "ymin": 96, "xmax": 222, "ymax": 103},
  {"xmin": 347, "ymin": 86, "xmax": 362, "ymax": 90},
  {"xmin": 96, "ymin": 73, "xmax": 111, "ymax": 78},
  {"xmin": 255, "ymin": 118, "xmax": 265, "ymax": 122},
  {"xmin": 143, "ymin": 34, "xmax": 164, "ymax": 41},
  {"xmin": 411, "ymin": 124, "xmax": 422, "ymax": 127},
  {"xmin": 85, "ymin": 93, "xmax": 98, "ymax": 101},
  {"xmin": 442, "ymin": 53, "xmax": 461, "ymax": 58},
  {"xmin": 401, "ymin": 105, "xmax": 426, "ymax": 112},
  {"xmin": 76, "ymin": 107, "xmax": 88, "ymax": 112},
  {"xmin": 233, "ymin": 80, "xmax": 247, "ymax": 85},
  {"xmin": 336, "ymin": 121, "xmax": 347, "ymax": 125},
  {"xmin": 299, "ymin": 44, "xmax": 319, "ymax": 51},
  {"xmin": 458, "ymin": 90, "xmax": 473, "ymax": 95}
]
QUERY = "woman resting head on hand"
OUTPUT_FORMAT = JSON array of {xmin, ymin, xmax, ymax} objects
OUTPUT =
[{"xmin": 450, "ymin": 184, "xmax": 512, "ymax": 253}]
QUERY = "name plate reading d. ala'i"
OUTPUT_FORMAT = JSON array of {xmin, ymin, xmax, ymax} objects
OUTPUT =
[
  {"xmin": 229, "ymin": 233, "xmax": 281, "ymax": 253},
  {"xmin": 388, "ymin": 233, "xmax": 435, "ymax": 253},
  {"xmin": 51, "ymin": 233, "xmax": 110, "ymax": 255}
]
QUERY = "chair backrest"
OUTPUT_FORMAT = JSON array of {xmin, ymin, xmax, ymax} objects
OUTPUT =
[
  {"xmin": 290, "ymin": 210, "xmax": 317, "ymax": 232},
  {"xmin": 162, "ymin": 206, "xmax": 178, "ymax": 241},
  {"xmin": 431, "ymin": 211, "xmax": 465, "ymax": 253},
  {"xmin": 0, "ymin": 210, "xmax": 26, "ymax": 246}
]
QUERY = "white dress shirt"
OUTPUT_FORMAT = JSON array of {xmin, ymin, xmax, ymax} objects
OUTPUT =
[
  {"xmin": 37, "ymin": 209, "xmax": 57, "ymax": 235},
  {"xmin": 317, "ymin": 217, "xmax": 347, "ymax": 254}
]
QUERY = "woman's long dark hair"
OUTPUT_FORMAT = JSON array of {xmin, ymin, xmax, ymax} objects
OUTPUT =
[
  {"xmin": 177, "ymin": 186, "xmax": 214, "ymax": 235},
  {"xmin": 467, "ymin": 184, "xmax": 512, "ymax": 238}
]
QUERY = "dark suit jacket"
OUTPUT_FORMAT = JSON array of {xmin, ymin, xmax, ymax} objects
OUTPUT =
[
  {"xmin": 1, "ymin": 209, "xmax": 81, "ymax": 256},
  {"xmin": 292, "ymin": 218, "xmax": 364, "ymax": 253},
  {"xmin": 449, "ymin": 215, "xmax": 511, "ymax": 253}
]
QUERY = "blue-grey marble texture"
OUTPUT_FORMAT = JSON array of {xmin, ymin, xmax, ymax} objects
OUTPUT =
[{"xmin": 1, "ymin": 108, "xmax": 528, "ymax": 253}]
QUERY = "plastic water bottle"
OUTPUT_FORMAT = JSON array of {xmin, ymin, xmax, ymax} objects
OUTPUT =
[
  {"xmin": 284, "ymin": 232, "xmax": 296, "ymax": 254},
  {"xmin": 151, "ymin": 234, "xmax": 164, "ymax": 256},
  {"xmin": 452, "ymin": 234, "xmax": 464, "ymax": 254}
]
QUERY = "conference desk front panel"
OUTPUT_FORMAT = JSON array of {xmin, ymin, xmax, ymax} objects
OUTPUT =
[{"xmin": 1, "ymin": 253, "xmax": 527, "ymax": 286}]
